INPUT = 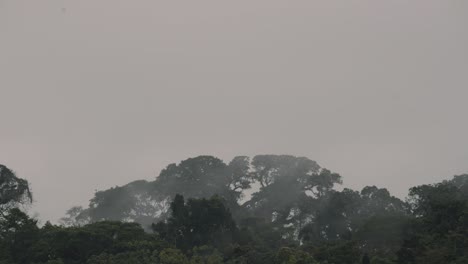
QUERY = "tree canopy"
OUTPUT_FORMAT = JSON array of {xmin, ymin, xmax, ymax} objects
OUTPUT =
[
  {"xmin": 0, "ymin": 164, "xmax": 32, "ymax": 209},
  {"xmin": 1, "ymin": 157, "xmax": 467, "ymax": 263}
]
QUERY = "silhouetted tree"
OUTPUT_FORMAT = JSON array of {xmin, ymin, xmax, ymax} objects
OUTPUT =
[
  {"xmin": 362, "ymin": 253, "xmax": 370, "ymax": 264},
  {"xmin": 0, "ymin": 164, "xmax": 32, "ymax": 209},
  {"xmin": 153, "ymin": 194, "xmax": 238, "ymax": 252}
]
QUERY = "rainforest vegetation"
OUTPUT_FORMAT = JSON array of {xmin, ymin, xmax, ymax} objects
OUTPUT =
[{"xmin": 1, "ymin": 155, "xmax": 467, "ymax": 264}]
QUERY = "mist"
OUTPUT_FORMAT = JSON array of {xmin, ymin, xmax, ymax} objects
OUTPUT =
[
  {"xmin": 2, "ymin": 1, "xmax": 468, "ymax": 263},
  {"xmin": 1, "ymin": 0, "xmax": 468, "ymax": 232}
]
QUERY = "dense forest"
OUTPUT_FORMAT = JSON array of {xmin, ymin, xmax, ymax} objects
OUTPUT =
[{"xmin": 1, "ymin": 155, "xmax": 467, "ymax": 264}]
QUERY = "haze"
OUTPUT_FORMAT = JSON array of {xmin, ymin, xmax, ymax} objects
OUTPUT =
[{"xmin": 1, "ymin": 0, "xmax": 467, "ymax": 223}]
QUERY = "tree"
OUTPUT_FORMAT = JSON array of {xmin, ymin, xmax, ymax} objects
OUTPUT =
[
  {"xmin": 398, "ymin": 175, "xmax": 468, "ymax": 264},
  {"xmin": 59, "ymin": 206, "xmax": 90, "ymax": 226},
  {"xmin": 153, "ymin": 195, "xmax": 238, "ymax": 252},
  {"xmin": 86, "ymin": 250, "xmax": 159, "ymax": 264},
  {"xmin": 0, "ymin": 208, "xmax": 39, "ymax": 264},
  {"xmin": 244, "ymin": 156, "xmax": 340, "ymax": 239},
  {"xmin": 275, "ymin": 247, "xmax": 317, "ymax": 264},
  {"xmin": 362, "ymin": 253, "xmax": 370, "ymax": 264},
  {"xmin": 226, "ymin": 156, "xmax": 253, "ymax": 201},
  {"xmin": 159, "ymin": 248, "xmax": 189, "ymax": 264},
  {"xmin": 189, "ymin": 246, "xmax": 224, "ymax": 264},
  {"xmin": 72, "ymin": 156, "xmax": 252, "ymax": 228},
  {"xmin": 0, "ymin": 165, "xmax": 34, "ymax": 264},
  {"xmin": 310, "ymin": 240, "xmax": 361, "ymax": 264},
  {"xmin": 0, "ymin": 165, "xmax": 32, "ymax": 209},
  {"xmin": 68, "ymin": 155, "xmax": 335, "ymax": 235},
  {"xmin": 299, "ymin": 189, "xmax": 360, "ymax": 243},
  {"xmin": 156, "ymin": 156, "xmax": 229, "ymax": 199},
  {"xmin": 250, "ymin": 155, "xmax": 320, "ymax": 188},
  {"xmin": 304, "ymin": 169, "xmax": 342, "ymax": 198},
  {"xmin": 83, "ymin": 180, "xmax": 170, "ymax": 229}
]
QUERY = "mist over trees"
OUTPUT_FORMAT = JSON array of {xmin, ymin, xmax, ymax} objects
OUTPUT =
[
  {"xmin": 61, "ymin": 155, "xmax": 338, "ymax": 231},
  {"xmin": 0, "ymin": 164, "xmax": 32, "ymax": 209},
  {"xmin": 1, "ymin": 156, "xmax": 468, "ymax": 264}
]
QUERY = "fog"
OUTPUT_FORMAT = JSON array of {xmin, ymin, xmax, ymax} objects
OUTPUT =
[{"xmin": 1, "ymin": 0, "xmax": 467, "ymax": 222}]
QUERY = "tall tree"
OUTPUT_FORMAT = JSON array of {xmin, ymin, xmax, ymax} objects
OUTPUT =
[
  {"xmin": 152, "ymin": 194, "xmax": 237, "ymax": 252},
  {"xmin": 0, "ymin": 164, "xmax": 32, "ymax": 209}
]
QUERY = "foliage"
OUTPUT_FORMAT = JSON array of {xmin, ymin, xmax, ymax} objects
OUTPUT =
[
  {"xmin": 0, "ymin": 164, "xmax": 32, "ymax": 209},
  {"xmin": 397, "ymin": 174, "xmax": 468, "ymax": 264},
  {"xmin": 275, "ymin": 247, "xmax": 317, "ymax": 264},
  {"xmin": 70, "ymin": 155, "xmax": 333, "ymax": 229},
  {"xmin": 152, "ymin": 194, "xmax": 237, "ymax": 252},
  {"xmin": 1, "ymin": 158, "xmax": 467, "ymax": 264}
]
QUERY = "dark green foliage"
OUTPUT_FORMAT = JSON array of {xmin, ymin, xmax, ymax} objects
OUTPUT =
[
  {"xmin": 86, "ymin": 250, "xmax": 158, "ymax": 264},
  {"xmin": 153, "ymin": 194, "xmax": 238, "ymax": 252},
  {"xmin": 189, "ymin": 246, "xmax": 224, "ymax": 264},
  {"xmin": 0, "ymin": 216, "xmax": 168, "ymax": 264},
  {"xmin": 275, "ymin": 247, "xmax": 317, "ymax": 264},
  {"xmin": 397, "ymin": 174, "xmax": 468, "ymax": 264},
  {"xmin": 361, "ymin": 253, "xmax": 370, "ymax": 264},
  {"xmin": 156, "ymin": 156, "xmax": 230, "ymax": 199},
  {"xmin": 224, "ymin": 244, "xmax": 276, "ymax": 264},
  {"xmin": 299, "ymin": 185, "xmax": 408, "ymax": 251},
  {"xmin": 1, "ymin": 158, "xmax": 467, "ymax": 264},
  {"xmin": 309, "ymin": 241, "xmax": 361, "ymax": 264},
  {"xmin": 0, "ymin": 208, "xmax": 39, "ymax": 263},
  {"xmin": 236, "ymin": 217, "xmax": 290, "ymax": 249}
]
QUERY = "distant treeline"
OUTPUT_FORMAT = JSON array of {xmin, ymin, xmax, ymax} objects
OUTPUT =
[{"xmin": 0, "ymin": 155, "xmax": 467, "ymax": 264}]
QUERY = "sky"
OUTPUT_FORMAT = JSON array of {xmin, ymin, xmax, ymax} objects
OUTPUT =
[{"xmin": 1, "ymin": 0, "xmax": 467, "ymax": 223}]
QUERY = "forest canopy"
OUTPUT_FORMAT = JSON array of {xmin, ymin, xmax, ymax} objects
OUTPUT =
[{"xmin": 1, "ymin": 155, "xmax": 467, "ymax": 264}]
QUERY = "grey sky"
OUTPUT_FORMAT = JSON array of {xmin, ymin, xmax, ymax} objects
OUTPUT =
[{"xmin": 1, "ymin": 1, "xmax": 467, "ymax": 223}]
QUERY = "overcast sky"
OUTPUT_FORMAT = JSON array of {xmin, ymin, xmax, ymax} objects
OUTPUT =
[{"xmin": 1, "ymin": 0, "xmax": 467, "ymax": 223}]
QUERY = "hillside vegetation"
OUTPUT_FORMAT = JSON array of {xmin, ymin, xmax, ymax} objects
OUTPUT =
[{"xmin": 1, "ymin": 155, "xmax": 467, "ymax": 264}]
